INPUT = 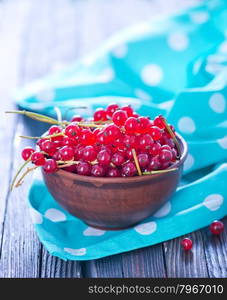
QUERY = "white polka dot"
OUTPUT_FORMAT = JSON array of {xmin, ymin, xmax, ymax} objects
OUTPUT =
[
  {"xmin": 183, "ymin": 153, "xmax": 195, "ymax": 171},
  {"xmin": 29, "ymin": 207, "xmax": 43, "ymax": 224},
  {"xmin": 153, "ymin": 202, "xmax": 171, "ymax": 218},
  {"xmin": 64, "ymin": 247, "xmax": 87, "ymax": 256},
  {"xmin": 167, "ymin": 32, "xmax": 189, "ymax": 51},
  {"xmin": 97, "ymin": 68, "xmax": 115, "ymax": 82},
  {"xmin": 134, "ymin": 88, "xmax": 152, "ymax": 101},
  {"xmin": 112, "ymin": 44, "xmax": 128, "ymax": 58},
  {"xmin": 141, "ymin": 64, "xmax": 163, "ymax": 86},
  {"xmin": 209, "ymin": 93, "xmax": 226, "ymax": 113},
  {"xmin": 190, "ymin": 11, "xmax": 209, "ymax": 24},
  {"xmin": 45, "ymin": 208, "xmax": 66, "ymax": 222},
  {"xmin": 203, "ymin": 194, "xmax": 224, "ymax": 211},
  {"xmin": 134, "ymin": 221, "xmax": 157, "ymax": 235},
  {"xmin": 218, "ymin": 41, "xmax": 227, "ymax": 54},
  {"xmin": 178, "ymin": 117, "xmax": 196, "ymax": 134},
  {"xmin": 36, "ymin": 88, "xmax": 55, "ymax": 101},
  {"xmin": 83, "ymin": 227, "xmax": 106, "ymax": 236},
  {"xmin": 217, "ymin": 135, "xmax": 227, "ymax": 149}
]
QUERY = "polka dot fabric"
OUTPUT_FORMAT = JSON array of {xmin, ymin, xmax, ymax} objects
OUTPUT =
[{"xmin": 16, "ymin": 0, "xmax": 227, "ymax": 260}]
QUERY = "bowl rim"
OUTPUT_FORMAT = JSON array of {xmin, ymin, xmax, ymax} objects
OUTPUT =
[{"xmin": 43, "ymin": 132, "xmax": 188, "ymax": 184}]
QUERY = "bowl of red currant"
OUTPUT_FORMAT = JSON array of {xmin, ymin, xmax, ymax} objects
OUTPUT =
[{"xmin": 11, "ymin": 104, "xmax": 188, "ymax": 230}]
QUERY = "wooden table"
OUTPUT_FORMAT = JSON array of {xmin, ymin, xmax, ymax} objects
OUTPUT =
[{"xmin": 0, "ymin": 0, "xmax": 226, "ymax": 278}]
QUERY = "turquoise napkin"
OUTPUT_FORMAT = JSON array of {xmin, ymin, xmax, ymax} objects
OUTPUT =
[{"xmin": 17, "ymin": 0, "xmax": 227, "ymax": 260}]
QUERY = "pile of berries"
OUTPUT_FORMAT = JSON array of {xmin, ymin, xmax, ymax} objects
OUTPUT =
[{"xmin": 20, "ymin": 104, "xmax": 179, "ymax": 178}]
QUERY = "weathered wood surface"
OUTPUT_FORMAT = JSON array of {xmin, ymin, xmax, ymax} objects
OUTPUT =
[{"xmin": 0, "ymin": 0, "xmax": 226, "ymax": 278}]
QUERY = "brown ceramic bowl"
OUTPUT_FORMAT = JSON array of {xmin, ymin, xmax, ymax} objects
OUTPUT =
[{"xmin": 42, "ymin": 133, "xmax": 187, "ymax": 230}]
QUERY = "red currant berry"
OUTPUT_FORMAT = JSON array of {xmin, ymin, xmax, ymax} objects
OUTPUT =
[
  {"xmin": 82, "ymin": 145, "xmax": 97, "ymax": 162},
  {"xmin": 124, "ymin": 117, "xmax": 138, "ymax": 134},
  {"xmin": 153, "ymin": 115, "xmax": 165, "ymax": 129},
  {"xmin": 52, "ymin": 150, "xmax": 62, "ymax": 161},
  {"xmin": 138, "ymin": 153, "xmax": 149, "ymax": 168},
  {"xmin": 76, "ymin": 161, "xmax": 91, "ymax": 176},
  {"xmin": 64, "ymin": 123, "xmax": 80, "ymax": 138},
  {"xmin": 61, "ymin": 136, "xmax": 77, "ymax": 147},
  {"xmin": 132, "ymin": 112, "xmax": 139, "ymax": 118},
  {"xmin": 70, "ymin": 115, "xmax": 84, "ymax": 122},
  {"xmin": 21, "ymin": 147, "xmax": 35, "ymax": 161},
  {"xmin": 149, "ymin": 142, "xmax": 161, "ymax": 156},
  {"xmin": 161, "ymin": 161, "xmax": 171, "ymax": 169},
  {"xmin": 106, "ymin": 167, "xmax": 120, "ymax": 177},
  {"xmin": 112, "ymin": 110, "xmax": 127, "ymax": 126},
  {"xmin": 96, "ymin": 130, "xmax": 107, "ymax": 145},
  {"xmin": 63, "ymin": 164, "xmax": 77, "ymax": 173},
  {"xmin": 147, "ymin": 156, "xmax": 161, "ymax": 171},
  {"xmin": 91, "ymin": 164, "xmax": 106, "ymax": 177},
  {"xmin": 126, "ymin": 149, "xmax": 133, "ymax": 160},
  {"xmin": 97, "ymin": 150, "xmax": 111, "ymax": 166},
  {"xmin": 181, "ymin": 238, "xmax": 193, "ymax": 251},
  {"xmin": 112, "ymin": 152, "xmax": 125, "ymax": 166},
  {"xmin": 149, "ymin": 126, "xmax": 162, "ymax": 141},
  {"xmin": 40, "ymin": 139, "xmax": 57, "ymax": 156},
  {"xmin": 74, "ymin": 145, "xmax": 84, "ymax": 160},
  {"xmin": 31, "ymin": 152, "xmax": 46, "ymax": 166},
  {"xmin": 209, "ymin": 220, "xmax": 224, "ymax": 235},
  {"xmin": 136, "ymin": 116, "xmax": 151, "ymax": 133},
  {"xmin": 139, "ymin": 134, "xmax": 154, "ymax": 150},
  {"xmin": 42, "ymin": 159, "xmax": 58, "ymax": 173},
  {"xmin": 161, "ymin": 145, "xmax": 172, "ymax": 151},
  {"xmin": 123, "ymin": 135, "xmax": 137, "ymax": 149},
  {"xmin": 106, "ymin": 103, "xmax": 119, "ymax": 117},
  {"xmin": 122, "ymin": 162, "xmax": 137, "ymax": 177},
  {"xmin": 48, "ymin": 125, "xmax": 62, "ymax": 135},
  {"xmin": 159, "ymin": 149, "xmax": 173, "ymax": 162},
  {"xmin": 80, "ymin": 129, "xmax": 94, "ymax": 145},
  {"xmin": 103, "ymin": 124, "xmax": 121, "ymax": 142},
  {"xmin": 93, "ymin": 108, "xmax": 107, "ymax": 121},
  {"xmin": 121, "ymin": 105, "xmax": 134, "ymax": 117},
  {"xmin": 59, "ymin": 146, "xmax": 74, "ymax": 161}
]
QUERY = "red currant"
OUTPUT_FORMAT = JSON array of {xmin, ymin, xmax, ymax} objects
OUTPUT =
[
  {"xmin": 65, "ymin": 123, "xmax": 80, "ymax": 138},
  {"xmin": 106, "ymin": 167, "xmax": 120, "ymax": 177},
  {"xmin": 31, "ymin": 152, "xmax": 46, "ymax": 166},
  {"xmin": 80, "ymin": 129, "xmax": 94, "ymax": 145},
  {"xmin": 103, "ymin": 124, "xmax": 121, "ymax": 143},
  {"xmin": 209, "ymin": 220, "xmax": 224, "ymax": 235},
  {"xmin": 59, "ymin": 146, "xmax": 74, "ymax": 161},
  {"xmin": 21, "ymin": 147, "xmax": 35, "ymax": 161},
  {"xmin": 97, "ymin": 150, "xmax": 111, "ymax": 166},
  {"xmin": 136, "ymin": 116, "xmax": 151, "ymax": 133},
  {"xmin": 147, "ymin": 156, "xmax": 161, "ymax": 171},
  {"xmin": 76, "ymin": 161, "xmax": 91, "ymax": 176},
  {"xmin": 112, "ymin": 110, "xmax": 127, "ymax": 126},
  {"xmin": 48, "ymin": 125, "xmax": 62, "ymax": 135},
  {"xmin": 91, "ymin": 164, "xmax": 106, "ymax": 177},
  {"xmin": 121, "ymin": 105, "xmax": 134, "ymax": 117},
  {"xmin": 106, "ymin": 103, "xmax": 119, "ymax": 117},
  {"xmin": 111, "ymin": 152, "xmax": 125, "ymax": 166},
  {"xmin": 42, "ymin": 159, "xmax": 58, "ymax": 173},
  {"xmin": 149, "ymin": 126, "xmax": 162, "ymax": 141},
  {"xmin": 159, "ymin": 149, "xmax": 173, "ymax": 162},
  {"xmin": 124, "ymin": 117, "xmax": 138, "ymax": 134},
  {"xmin": 70, "ymin": 115, "xmax": 84, "ymax": 122},
  {"xmin": 93, "ymin": 108, "xmax": 107, "ymax": 121},
  {"xmin": 82, "ymin": 145, "xmax": 97, "ymax": 162},
  {"xmin": 139, "ymin": 134, "xmax": 154, "ymax": 150},
  {"xmin": 40, "ymin": 139, "xmax": 57, "ymax": 156},
  {"xmin": 153, "ymin": 115, "xmax": 165, "ymax": 129},
  {"xmin": 138, "ymin": 153, "xmax": 149, "ymax": 168},
  {"xmin": 149, "ymin": 142, "xmax": 161, "ymax": 156},
  {"xmin": 61, "ymin": 136, "xmax": 77, "ymax": 147},
  {"xmin": 181, "ymin": 238, "xmax": 193, "ymax": 251},
  {"xmin": 122, "ymin": 162, "xmax": 137, "ymax": 177}
]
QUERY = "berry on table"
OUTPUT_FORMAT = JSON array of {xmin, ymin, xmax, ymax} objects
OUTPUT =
[
  {"xmin": 181, "ymin": 238, "xmax": 193, "ymax": 251},
  {"xmin": 209, "ymin": 220, "xmax": 224, "ymax": 235}
]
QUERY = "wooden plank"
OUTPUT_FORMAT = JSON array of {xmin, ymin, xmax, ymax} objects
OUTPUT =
[
  {"xmin": 164, "ymin": 231, "xmax": 209, "ymax": 278},
  {"xmin": 203, "ymin": 217, "xmax": 227, "ymax": 278}
]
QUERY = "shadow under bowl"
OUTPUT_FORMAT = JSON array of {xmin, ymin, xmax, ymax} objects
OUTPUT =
[{"xmin": 42, "ymin": 133, "xmax": 188, "ymax": 230}]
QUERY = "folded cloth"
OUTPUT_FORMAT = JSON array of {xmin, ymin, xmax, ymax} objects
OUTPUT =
[{"xmin": 16, "ymin": 0, "xmax": 227, "ymax": 260}]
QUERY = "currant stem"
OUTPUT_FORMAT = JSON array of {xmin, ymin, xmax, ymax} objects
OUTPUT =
[
  {"xmin": 15, "ymin": 166, "xmax": 38, "ymax": 188},
  {"xmin": 10, "ymin": 158, "xmax": 32, "ymax": 191},
  {"xmin": 5, "ymin": 110, "xmax": 60, "ymax": 125},
  {"xmin": 160, "ymin": 116, "xmax": 181, "ymax": 158},
  {"xmin": 132, "ymin": 149, "xmax": 142, "ymax": 176},
  {"xmin": 143, "ymin": 168, "xmax": 177, "ymax": 175},
  {"xmin": 19, "ymin": 132, "xmax": 65, "ymax": 140}
]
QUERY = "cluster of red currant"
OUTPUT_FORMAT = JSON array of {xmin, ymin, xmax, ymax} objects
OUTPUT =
[{"xmin": 19, "ymin": 104, "xmax": 179, "ymax": 180}]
